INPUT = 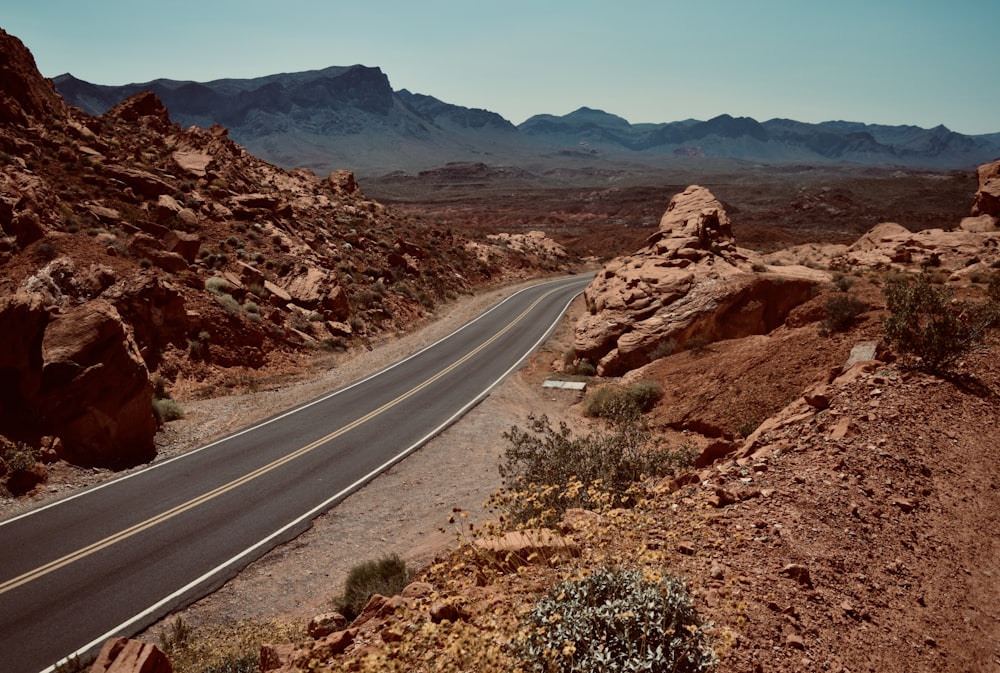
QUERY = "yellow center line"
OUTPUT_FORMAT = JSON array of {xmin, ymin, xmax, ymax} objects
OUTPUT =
[{"xmin": 0, "ymin": 284, "xmax": 565, "ymax": 596}]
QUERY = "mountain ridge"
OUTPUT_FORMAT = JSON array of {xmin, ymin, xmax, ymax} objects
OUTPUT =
[{"xmin": 54, "ymin": 67, "xmax": 1000, "ymax": 176}]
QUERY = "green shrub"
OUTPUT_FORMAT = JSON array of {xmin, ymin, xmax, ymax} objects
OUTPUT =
[
  {"xmin": 832, "ymin": 271, "xmax": 855, "ymax": 292},
  {"xmin": 205, "ymin": 276, "xmax": 231, "ymax": 296},
  {"xmin": 216, "ymin": 293, "xmax": 240, "ymax": 315},
  {"xmin": 514, "ymin": 567, "xmax": 717, "ymax": 673},
  {"xmin": 334, "ymin": 554, "xmax": 412, "ymax": 622},
  {"xmin": 883, "ymin": 272, "xmax": 997, "ymax": 373},
  {"xmin": 582, "ymin": 380, "xmax": 663, "ymax": 418},
  {"xmin": 498, "ymin": 411, "xmax": 692, "ymax": 526},
  {"xmin": 820, "ymin": 294, "xmax": 867, "ymax": 334},
  {"xmin": 2, "ymin": 441, "xmax": 38, "ymax": 473},
  {"xmin": 152, "ymin": 398, "xmax": 184, "ymax": 424},
  {"xmin": 988, "ymin": 272, "xmax": 1000, "ymax": 303}
]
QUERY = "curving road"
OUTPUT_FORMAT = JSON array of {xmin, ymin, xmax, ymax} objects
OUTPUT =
[{"xmin": 0, "ymin": 273, "xmax": 591, "ymax": 673}]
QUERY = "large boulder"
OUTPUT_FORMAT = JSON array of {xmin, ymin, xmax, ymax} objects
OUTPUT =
[
  {"xmin": 575, "ymin": 185, "xmax": 825, "ymax": 376},
  {"xmin": 0, "ymin": 290, "xmax": 156, "ymax": 468},
  {"xmin": 90, "ymin": 637, "xmax": 172, "ymax": 673},
  {"xmin": 39, "ymin": 299, "xmax": 156, "ymax": 466},
  {"xmin": 972, "ymin": 159, "xmax": 1000, "ymax": 220}
]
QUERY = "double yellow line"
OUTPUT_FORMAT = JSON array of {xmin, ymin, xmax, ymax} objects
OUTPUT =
[{"xmin": 0, "ymin": 284, "xmax": 561, "ymax": 596}]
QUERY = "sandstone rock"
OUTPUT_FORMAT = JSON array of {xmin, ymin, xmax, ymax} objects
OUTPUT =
[
  {"xmin": 575, "ymin": 185, "xmax": 824, "ymax": 376},
  {"xmin": 0, "ymin": 28, "xmax": 67, "ymax": 125},
  {"xmin": 90, "ymin": 637, "xmax": 172, "ymax": 673},
  {"xmin": 785, "ymin": 633, "xmax": 805, "ymax": 650},
  {"xmin": 327, "ymin": 170, "xmax": 360, "ymax": 195},
  {"xmin": 802, "ymin": 383, "xmax": 831, "ymax": 410},
  {"xmin": 259, "ymin": 643, "xmax": 296, "ymax": 672},
  {"xmin": 5, "ymin": 459, "xmax": 46, "ymax": 495},
  {"xmin": 307, "ymin": 629, "xmax": 354, "ymax": 660},
  {"xmin": 429, "ymin": 598, "xmax": 469, "ymax": 623},
  {"xmin": 473, "ymin": 528, "xmax": 581, "ymax": 571},
  {"xmin": 308, "ymin": 612, "xmax": 348, "ymax": 639},
  {"xmin": 781, "ymin": 563, "xmax": 813, "ymax": 587},
  {"xmin": 400, "ymin": 581, "xmax": 434, "ymax": 599},
  {"xmin": 40, "ymin": 299, "xmax": 155, "ymax": 466},
  {"xmin": 829, "ymin": 417, "xmax": 859, "ymax": 440},
  {"xmin": 102, "ymin": 166, "xmax": 174, "ymax": 199},
  {"xmin": 694, "ymin": 439, "xmax": 738, "ymax": 468},
  {"xmin": 172, "ymin": 149, "xmax": 213, "ymax": 178},
  {"xmin": 282, "ymin": 269, "xmax": 350, "ymax": 320},
  {"xmin": 163, "ymin": 229, "xmax": 201, "ymax": 263},
  {"xmin": 972, "ymin": 160, "xmax": 1000, "ymax": 218}
]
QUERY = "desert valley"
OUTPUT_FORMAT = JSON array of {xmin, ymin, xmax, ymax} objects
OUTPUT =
[{"xmin": 1, "ymin": 24, "xmax": 999, "ymax": 673}]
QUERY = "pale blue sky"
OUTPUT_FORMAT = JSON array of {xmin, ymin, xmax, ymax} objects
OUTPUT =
[{"xmin": 4, "ymin": 1, "xmax": 998, "ymax": 134}]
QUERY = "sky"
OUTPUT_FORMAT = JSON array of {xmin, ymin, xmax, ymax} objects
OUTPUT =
[{"xmin": 3, "ymin": 1, "xmax": 998, "ymax": 135}]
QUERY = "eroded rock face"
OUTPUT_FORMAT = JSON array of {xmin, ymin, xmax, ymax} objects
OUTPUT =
[
  {"xmin": 40, "ymin": 299, "xmax": 156, "ymax": 466},
  {"xmin": 575, "ymin": 185, "xmax": 825, "ymax": 376},
  {"xmin": 0, "ymin": 290, "xmax": 155, "ymax": 468},
  {"xmin": 972, "ymin": 159, "xmax": 1000, "ymax": 220}
]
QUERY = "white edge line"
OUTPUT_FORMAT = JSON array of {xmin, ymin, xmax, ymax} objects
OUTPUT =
[
  {"xmin": 38, "ymin": 282, "xmax": 585, "ymax": 673},
  {"xmin": 2, "ymin": 274, "xmax": 589, "ymax": 529}
]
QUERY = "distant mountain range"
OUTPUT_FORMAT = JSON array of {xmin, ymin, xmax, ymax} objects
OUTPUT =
[{"xmin": 54, "ymin": 65, "xmax": 1000, "ymax": 177}]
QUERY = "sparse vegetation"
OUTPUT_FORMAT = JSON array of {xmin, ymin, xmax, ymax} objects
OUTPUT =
[
  {"xmin": 514, "ymin": 567, "xmax": 717, "ymax": 673},
  {"xmin": 152, "ymin": 398, "xmax": 184, "ymax": 424},
  {"xmin": 820, "ymin": 293, "xmax": 867, "ymax": 335},
  {"xmin": 883, "ymin": 272, "xmax": 998, "ymax": 373},
  {"xmin": 334, "ymin": 554, "xmax": 413, "ymax": 622},
  {"xmin": 496, "ymin": 409, "xmax": 694, "ymax": 526},
  {"xmin": 158, "ymin": 616, "xmax": 303, "ymax": 673},
  {"xmin": 582, "ymin": 380, "xmax": 663, "ymax": 418}
]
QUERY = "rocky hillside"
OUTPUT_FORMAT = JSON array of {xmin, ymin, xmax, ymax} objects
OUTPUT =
[
  {"xmin": 183, "ymin": 167, "xmax": 1000, "ymax": 673},
  {"xmin": 55, "ymin": 70, "xmax": 1000, "ymax": 175},
  {"xmin": 0, "ymin": 28, "xmax": 570, "ymax": 490}
]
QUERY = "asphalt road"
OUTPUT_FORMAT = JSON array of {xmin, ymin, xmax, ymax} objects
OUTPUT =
[{"xmin": 0, "ymin": 273, "xmax": 591, "ymax": 673}]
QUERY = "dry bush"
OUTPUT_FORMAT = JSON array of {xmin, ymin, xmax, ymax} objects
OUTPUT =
[
  {"xmin": 158, "ymin": 616, "xmax": 303, "ymax": 673},
  {"xmin": 883, "ymin": 272, "xmax": 997, "ymax": 373},
  {"xmin": 496, "ymin": 410, "xmax": 693, "ymax": 527},
  {"xmin": 514, "ymin": 567, "xmax": 717, "ymax": 673}
]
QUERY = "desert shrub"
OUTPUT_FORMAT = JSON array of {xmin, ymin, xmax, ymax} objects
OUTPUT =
[
  {"xmin": 883, "ymin": 272, "xmax": 998, "ymax": 373},
  {"xmin": 987, "ymin": 272, "xmax": 1000, "ymax": 303},
  {"xmin": 205, "ymin": 276, "xmax": 230, "ymax": 296},
  {"xmin": 514, "ymin": 567, "xmax": 717, "ymax": 673},
  {"xmin": 820, "ymin": 294, "xmax": 867, "ymax": 335},
  {"xmin": 36, "ymin": 241, "xmax": 58, "ymax": 260},
  {"xmin": 159, "ymin": 616, "xmax": 302, "ymax": 673},
  {"xmin": 751, "ymin": 262, "xmax": 767, "ymax": 273},
  {"xmin": 152, "ymin": 398, "xmax": 184, "ymax": 424},
  {"xmin": 2, "ymin": 441, "xmax": 38, "ymax": 473},
  {"xmin": 335, "ymin": 554, "xmax": 412, "ymax": 622},
  {"xmin": 216, "ymin": 293, "xmax": 240, "ymax": 315},
  {"xmin": 832, "ymin": 271, "xmax": 855, "ymax": 292},
  {"xmin": 582, "ymin": 380, "xmax": 663, "ymax": 418},
  {"xmin": 243, "ymin": 300, "xmax": 261, "ymax": 315},
  {"xmin": 497, "ymin": 411, "xmax": 691, "ymax": 526}
]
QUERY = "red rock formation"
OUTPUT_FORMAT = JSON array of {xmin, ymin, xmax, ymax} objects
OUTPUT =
[
  {"xmin": 0, "ymin": 28, "xmax": 66, "ymax": 126},
  {"xmin": 972, "ymin": 159, "xmax": 1000, "ymax": 220},
  {"xmin": 90, "ymin": 637, "xmax": 172, "ymax": 673},
  {"xmin": 574, "ymin": 185, "xmax": 826, "ymax": 376}
]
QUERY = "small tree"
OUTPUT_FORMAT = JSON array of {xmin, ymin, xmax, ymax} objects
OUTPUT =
[{"xmin": 883, "ymin": 273, "xmax": 997, "ymax": 373}]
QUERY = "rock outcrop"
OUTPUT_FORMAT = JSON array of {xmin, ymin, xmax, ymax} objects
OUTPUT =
[
  {"xmin": 0, "ymin": 28, "xmax": 555, "ymax": 478},
  {"xmin": 90, "ymin": 637, "xmax": 172, "ymax": 673},
  {"xmin": 0, "ymin": 289, "xmax": 155, "ymax": 467},
  {"xmin": 972, "ymin": 159, "xmax": 1000, "ymax": 221},
  {"xmin": 574, "ymin": 185, "xmax": 826, "ymax": 376}
]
